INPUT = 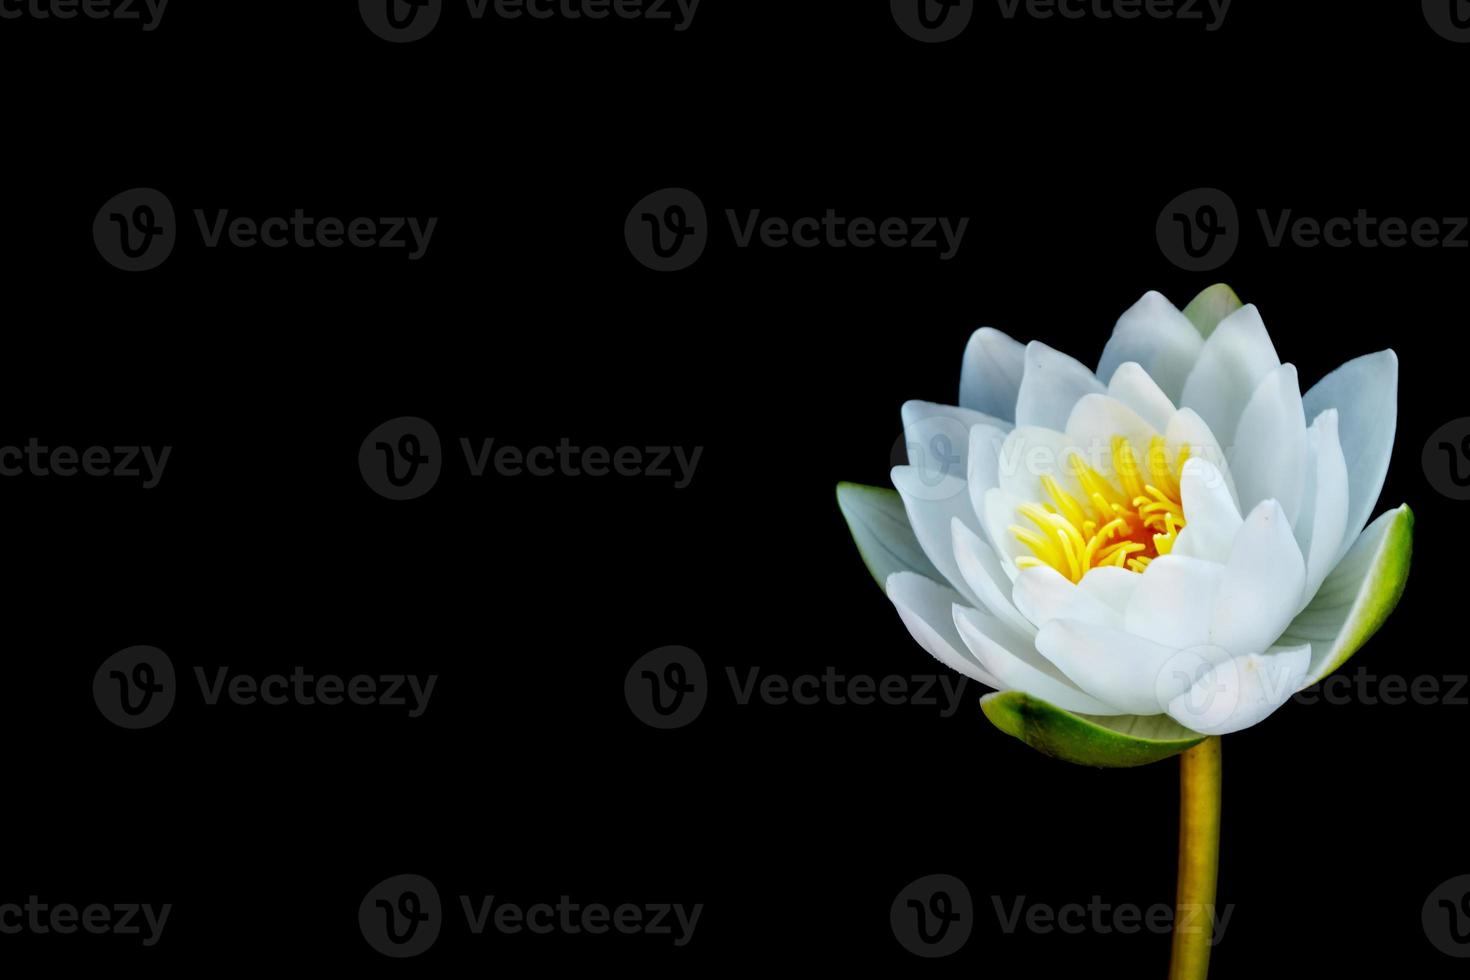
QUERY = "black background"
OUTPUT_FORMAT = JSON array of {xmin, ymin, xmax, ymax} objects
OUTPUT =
[{"xmin": 1, "ymin": 0, "xmax": 1464, "ymax": 974}]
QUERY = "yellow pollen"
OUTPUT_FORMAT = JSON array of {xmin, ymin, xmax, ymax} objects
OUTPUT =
[{"xmin": 1011, "ymin": 435, "xmax": 1188, "ymax": 583}]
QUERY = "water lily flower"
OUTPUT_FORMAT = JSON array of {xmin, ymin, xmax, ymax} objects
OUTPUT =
[
  {"xmin": 839, "ymin": 285, "xmax": 1411, "ymax": 765},
  {"xmin": 839, "ymin": 285, "xmax": 1411, "ymax": 978}
]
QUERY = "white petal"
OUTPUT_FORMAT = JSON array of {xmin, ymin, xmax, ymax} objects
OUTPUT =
[
  {"xmin": 1096, "ymin": 290, "xmax": 1205, "ymax": 401},
  {"xmin": 1172, "ymin": 457, "xmax": 1242, "ymax": 563},
  {"xmin": 1178, "ymin": 304, "xmax": 1281, "ymax": 446},
  {"xmin": 1210, "ymin": 499, "xmax": 1306, "ymax": 656},
  {"xmin": 1033, "ymin": 619, "xmax": 1184, "ymax": 716},
  {"xmin": 995, "ymin": 425, "xmax": 1083, "ymax": 505},
  {"xmin": 1227, "ymin": 363, "xmax": 1307, "ymax": 526},
  {"xmin": 1297, "ymin": 409, "xmax": 1350, "ymax": 604},
  {"xmin": 1012, "ymin": 564, "xmax": 1125, "ymax": 631},
  {"xmin": 983, "ymin": 486, "xmax": 1030, "ymax": 580},
  {"xmin": 1280, "ymin": 506, "xmax": 1412, "ymax": 687},
  {"xmin": 1301, "ymin": 350, "xmax": 1397, "ymax": 565},
  {"xmin": 965, "ymin": 421, "xmax": 1009, "ymax": 527},
  {"xmin": 1165, "ymin": 643, "xmax": 1311, "ymax": 736},
  {"xmin": 954, "ymin": 605, "xmax": 1122, "ymax": 714},
  {"xmin": 1165, "ymin": 408, "xmax": 1237, "ymax": 505},
  {"xmin": 886, "ymin": 572, "xmax": 1001, "ymax": 688},
  {"xmin": 1014, "ymin": 341, "xmax": 1106, "ymax": 431},
  {"xmin": 1124, "ymin": 555, "xmax": 1225, "ymax": 650},
  {"xmin": 1064, "ymin": 393, "xmax": 1160, "ymax": 486},
  {"xmin": 960, "ymin": 327, "xmax": 1026, "ymax": 423},
  {"xmin": 900, "ymin": 400, "xmax": 1008, "ymax": 484},
  {"xmin": 892, "ymin": 465, "xmax": 980, "ymax": 603},
  {"xmin": 1107, "ymin": 362, "xmax": 1178, "ymax": 431},
  {"xmin": 952, "ymin": 519, "xmax": 1038, "ymax": 638},
  {"xmin": 1076, "ymin": 566, "xmax": 1143, "ymax": 614}
]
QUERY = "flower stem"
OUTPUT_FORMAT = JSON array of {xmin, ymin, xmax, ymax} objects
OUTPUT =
[{"xmin": 1168, "ymin": 736, "xmax": 1221, "ymax": 980}]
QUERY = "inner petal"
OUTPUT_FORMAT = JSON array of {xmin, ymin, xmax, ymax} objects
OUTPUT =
[{"xmin": 1009, "ymin": 435, "xmax": 1188, "ymax": 583}]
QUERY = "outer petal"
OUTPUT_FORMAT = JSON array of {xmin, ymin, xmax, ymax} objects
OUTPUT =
[
  {"xmin": 1297, "ymin": 409, "xmax": 1350, "ymax": 603},
  {"xmin": 1033, "ymin": 619, "xmax": 1187, "ymax": 716},
  {"xmin": 1164, "ymin": 643, "xmax": 1312, "ymax": 736},
  {"xmin": 960, "ymin": 327, "xmax": 1026, "ymax": 423},
  {"xmin": 1096, "ymin": 290, "xmax": 1204, "ymax": 400},
  {"xmin": 952, "ymin": 518, "xmax": 1038, "ymax": 638},
  {"xmin": 1014, "ymin": 341, "xmax": 1107, "ymax": 431},
  {"xmin": 900, "ymin": 400, "xmax": 1007, "ymax": 487},
  {"xmin": 1228, "ymin": 363, "xmax": 1308, "ymax": 526},
  {"xmin": 886, "ymin": 572, "xmax": 1001, "ymax": 688},
  {"xmin": 980, "ymin": 691, "xmax": 1205, "ymax": 768},
  {"xmin": 892, "ymin": 465, "xmax": 981, "ymax": 603},
  {"xmin": 1178, "ymin": 304, "xmax": 1282, "ymax": 446},
  {"xmin": 1301, "ymin": 350, "xmax": 1398, "ymax": 565},
  {"xmin": 1282, "ymin": 504, "xmax": 1413, "ymax": 688},
  {"xmin": 953, "ymin": 605, "xmax": 1121, "ymax": 715},
  {"xmin": 1210, "ymin": 499, "xmax": 1306, "ymax": 656},
  {"xmin": 837, "ymin": 482, "xmax": 942, "ymax": 589}
]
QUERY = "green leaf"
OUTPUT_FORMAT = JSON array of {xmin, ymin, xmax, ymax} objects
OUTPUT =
[
  {"xmin": 836, "ymin": 481, "xmax": 940, "ymax": 590},
  {"xmin": 1182, "ymin": 284, "xmax": 1243, "ymax": 339},
  {"xmin": 980, "ymin": 691, "xmax": 1205, "ymax": 768},
  {"xmin": 1281, "ymin": 503, "xmax": 1413, "ymax": 687}
]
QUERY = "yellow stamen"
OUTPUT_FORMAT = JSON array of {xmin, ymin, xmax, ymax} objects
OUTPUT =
[{"xmin": 1012, "ymin": 436, "xmax": 1190, "ymax": 583}]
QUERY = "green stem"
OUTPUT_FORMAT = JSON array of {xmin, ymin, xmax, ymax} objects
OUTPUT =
[{"xmin": 1168, "ymin": 736, "xmax": 1221, "ymax": 980}]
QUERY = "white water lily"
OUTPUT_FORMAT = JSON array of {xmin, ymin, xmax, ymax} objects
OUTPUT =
[{"xmin": 840, "ymin": 285, "xmax": 1411, "ymax": 765}]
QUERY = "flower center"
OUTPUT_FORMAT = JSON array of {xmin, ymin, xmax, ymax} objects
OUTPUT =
[{"xmin": 1010, "ymin": 435, "xmax": 1189, "ymax": 583}]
